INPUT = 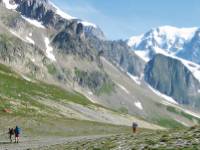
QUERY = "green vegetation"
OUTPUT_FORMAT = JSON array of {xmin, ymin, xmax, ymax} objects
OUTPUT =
[
  {"xmin": 97, "ymin": 82, "xmax": 114, "ymax": 95},
  {"xmin": 0, "ymin": 63, "xmax": 132, "ymax": 140},
  {"xmin": 47, "ymin": 63, "xmax": 57, "ymax": 75},
  {"xmin": 153, "ymin": 117, "xmax": 184, "ymax": 129},
  {"xmin": 0, "ymin": 114, "xmax": 131, "ymax": 138},
  {"xmin": 36, "ymin": 126, "xmax": 200, "ymax": 150},
  {"xmin": 74, "ymin": 68, "xmax": 115, "ymax": 95},
  {"xmin": 0, "ymin": 63, "xmax": 94, "ymax": 117},
  {"xmin": 118, "ymin": 107, "xmax": 129, "ymax": 114},
  {"xmin": 166, "ymin": 106, "xmax": 200, "ymax": 121},
  {"xmin": 0, "ymin": 63, "xmax": 14, "ymax": 73},
  {"xmin": 0, "ymin": 33, "xmax": 11, "ymax": 46}
]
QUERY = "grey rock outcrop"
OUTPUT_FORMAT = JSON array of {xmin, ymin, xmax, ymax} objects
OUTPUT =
[{"xmin": 145, "ymin": 54, "xmax": 200, "ymax": 107}]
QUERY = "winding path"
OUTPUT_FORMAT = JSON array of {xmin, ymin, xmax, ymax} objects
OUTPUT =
[{"xmin": 0, "ymin": 135, "xmax": 112, "ymax": 150}]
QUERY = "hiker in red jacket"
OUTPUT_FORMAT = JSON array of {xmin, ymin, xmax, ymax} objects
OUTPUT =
[{"xmin": 132, "ymin": 122, "xmax": 138, "ymax": 133}]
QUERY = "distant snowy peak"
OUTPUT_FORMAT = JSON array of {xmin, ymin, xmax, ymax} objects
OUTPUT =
[
  {"xmin": 128, "ymin": 34, "xmax": 143, "ymax": 48},
  {"xmin": 127, "ymin": 26, "xmax": 200, "ymax": 82},
  {"xmin": 155, "ymin": 26, "xmax": 197, "ymax": 40},
  {"xmin": 128, "ymin": 26, "xmax": 198, "ymax": 54}
]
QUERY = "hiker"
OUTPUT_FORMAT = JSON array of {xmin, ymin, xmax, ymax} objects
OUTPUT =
[
  {"xmin": 14, "ymin": 126, "xmax": 20, "ymax": 143},
  {"xmin": 8, "ymin": 128, "xmax": 14, "ymax": 143},
  {"xmin": 132, "ymin": 122, "xmax": 138, "ymax": 133}
]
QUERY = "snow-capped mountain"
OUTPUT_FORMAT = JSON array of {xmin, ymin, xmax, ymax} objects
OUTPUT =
[
  {"xmin": 127, "ymin": 26, "xmax": 200, "ymax": 108},
  {"xmin": 1, "ymin": 0, "xmax": 200, "ymax": 128},
  {"xmin": 177, "ymin": 29, "xmax": 200, "ymax": 64},
  {"xmin": 127, "ymin": 25, "xmax": 200, "ymax": 82},
  {"xmin": 128, "ymin": 26, "xmax": 198, "ymax": 62},
  {"xmin": 1, "ymin": 0, "xmax": 105, "ymax": 40}
]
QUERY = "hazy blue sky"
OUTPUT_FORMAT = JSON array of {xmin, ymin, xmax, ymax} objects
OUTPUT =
[{"xmin": 51, "ymin": 0, "xmax": 200, "ymax": 40}]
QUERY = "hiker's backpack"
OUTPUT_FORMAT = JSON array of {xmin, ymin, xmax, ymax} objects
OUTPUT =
[{"xmin": 15, "ymin": 127, "xmax": 20, "ymax": 134}]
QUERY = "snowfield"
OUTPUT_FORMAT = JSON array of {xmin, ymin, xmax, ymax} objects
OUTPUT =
[
  {"xmin": 127, "ymin": 72, "xmax": 141, "ymax": 85},
  {"xmin": 22, "ymin": 16, "xmax": 45, "ymax": 29},
  {"xmin": 21, "ymin": 75, "xmax": 32, "ymax": 82},
  {"xmin": 44, "ymin": 37, "xmax": 56, "ymax": 61},
  {"xmin": 175, "ymin": 119, "xmax": 190, "ymax": 127},
  {"xmin": 134, "ymin": 101, "xmax": 143, "ymax": 110},
  {"xmin": 80, "ymin": 21, "xmax": 97, "ymax": 28},
  {"xmin": 26, "ymin": 36, "xmax": 35, "ymax": 45},
  {"xmin": 134, "ymin": 50, "xmax": 150, "ymax": 62},
  {"xmin": 2, "ymin": 0, "xmax": 18, "ymax": 10},
  {"xmin": 128, "ymin": 26, "xmax": 197, "ymax": 53},
  {"xmin": 148, "ymin": 85, "xmax": 178, "ymax": 104},
  {"xmin": 116, "ymin": 83, "xmax": 130, "ymax": 94}
]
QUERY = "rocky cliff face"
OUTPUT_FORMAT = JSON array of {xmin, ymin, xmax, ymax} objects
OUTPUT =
[
  {"xmin": 15, "ymin": 0, "xmax": 106, "ymax": 40},
  {"xmin": 0, "ymin": 32, "xmax": 48, "ymax": 76},
  {"xmin": 86, "ymin": 37, "xmax": 145, "ymax": 76},
  {"xmin": 1, "ymin": 0, "xmax": 200, "ymax": 128},
  {"xmin": 0, "ymin": 0, "xmax": 144, "ymax": 96},
  {"xmin": 12, "ymin": 0, "xmax": 143, "ymax": 77},
  {"xmin": 15, "ymin": 0, "xmax": 71, "ymax": 30},
  {"xmin": 145, "ymin": 54, "xmax": 200, "ymax": 107}
]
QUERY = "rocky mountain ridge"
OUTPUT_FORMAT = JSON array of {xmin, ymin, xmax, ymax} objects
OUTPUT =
[
  {"xmin": 0, "ymin": 0, "xmax": 200, "ymax": 128},
  {"xmin": 128, "ymin": 26, "xmax": 200, "ymax": 108}
]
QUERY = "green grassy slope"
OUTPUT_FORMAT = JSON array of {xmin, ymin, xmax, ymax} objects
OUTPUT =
[
  {"xmin": 37, "ymin": 126, "xmax": 200, "ymax": 150},
  {"xmin": 0, "ymin": 63, "xmax": 94, "ymax": 116},
  {"xmin": 0, "ymin": 63, "xmax": 133, "ymax": 137}
]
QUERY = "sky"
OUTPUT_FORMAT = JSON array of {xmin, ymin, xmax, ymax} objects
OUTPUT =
[{"xmin": 51, "ymin": 0, "xmax": 200, "ymax": 40}]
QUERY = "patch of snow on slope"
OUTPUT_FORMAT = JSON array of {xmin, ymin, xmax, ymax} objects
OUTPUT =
[
  {"xmin": 26, "ymin": 36, "xmax": 35, "ymax": 45},
  {"xmin": 22, "ymin": 16, "xmax": 45, "ymax": 29},
  {"xmin": 183, "ymin": 109, "xmax": 200, "ymax": 119},
  {"xmin": 2, "ymin": 0, "xmax": 18, "ymax": 10},
  {"xmin": 127, "ymin": 72, "xmax": 141, "ymax": 85},
  {"xmin": 88, "ymin": 91, "xmax": 93, "ymax": 95},
  {"xmin": 116, "ymin": 83, "xmax": 129, "ymax": 94},
  {"xmin": 29, "ymin": 33, "xmax": 32, "ymax": 37},
  {"xmin": 134, "ymin": 50, "xmax": 150, "ymax": 62},
  {"xmin": 31, "ymin": 58, "xmax": 35, "ymax": 62},
  {"xmin": 177, "ymin": 57, "xmax": 200, "ymax": 82},
  {"xmin": 156, "ymin": 95, "xmax": 200, "ymax": 120},
  {"xmin": 128, "ymin": 34, "xmax": 143, "ymax": 47},
  {"xmin": 148, "ymin": 85, "xmax": 178, "ymax": 104},
  {"xmin": 80, "ymin": 21, "xmax": 97, "ymax": 28},
  {"xmin": 10, "ymin": 30, "xmax": 35, "ymax": 45},
  {"xmin": 175, "ymin": 119, "xmax": 190, "ymax": 127},
  {"xmin": 44, "ymin": 37, "xmax": 56, "ymax": 61},
  {"xmin": 134, "ymin": 101, "xmax": 143, "ymax": 110},
  {"xmin": 9, "ymin": 30, "xmax": 26, "ymax": 42},
  {"xmin": 49, "ymin": 2, "xmax": 75, "ymax": 20},
  {"xmin": 21, "ymin": 75, "xmax": 32, "ymax": 82}
]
